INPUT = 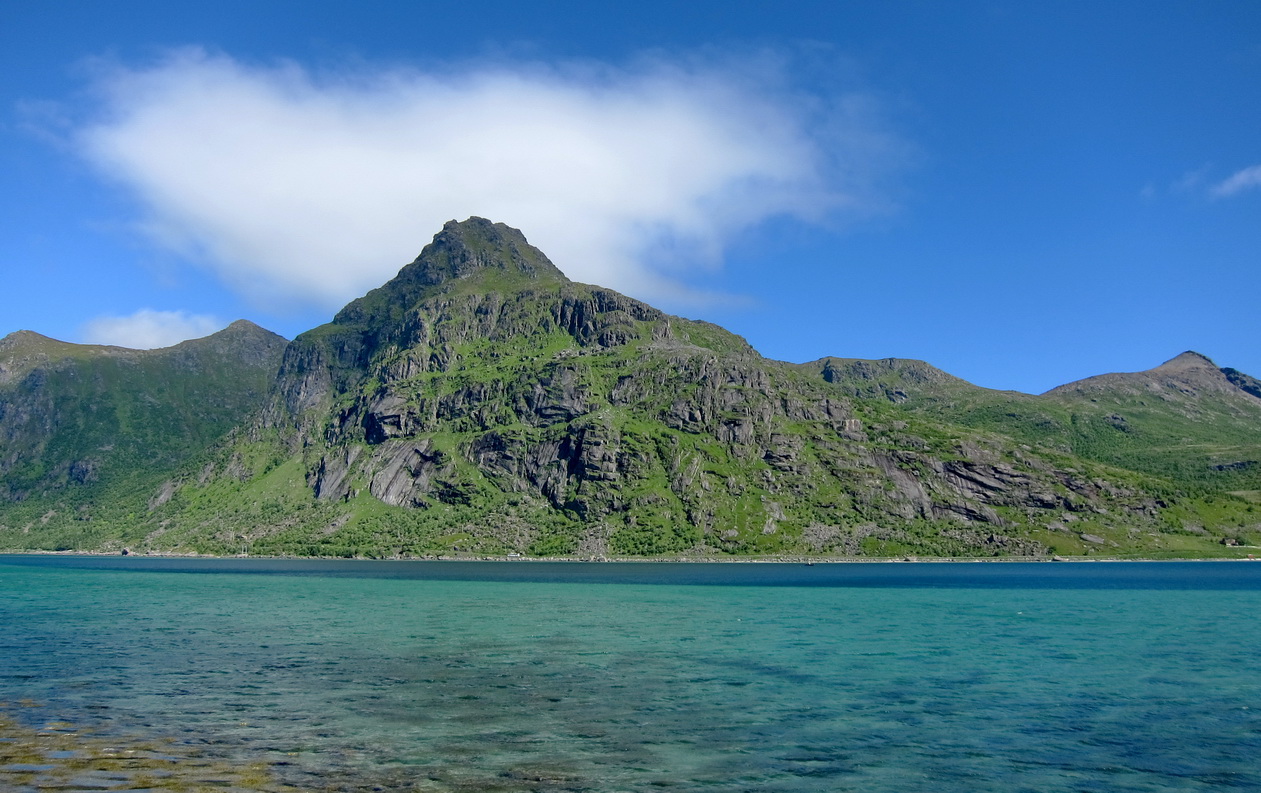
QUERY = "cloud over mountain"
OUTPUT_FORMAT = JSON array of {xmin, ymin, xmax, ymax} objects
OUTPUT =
[
  {"xmin": 75, "ymin": 49, "xmax": 900, "ymax": 310},
  {"xmin": 81, "ymin": 309, "xmax": 223, "ymax": 349}
]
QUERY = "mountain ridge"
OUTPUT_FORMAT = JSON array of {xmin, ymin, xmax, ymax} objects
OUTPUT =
[
  {"xmin": 0, "ymin": 321, "xmax": 288, "ymax": 526},
  {"xmin": 2, "ymin": 218, "xmax": 1259, "ymax": 558},
  {"xmin": 1045, "ymin": 349, "xmax": 1261, "ymax": 403}
]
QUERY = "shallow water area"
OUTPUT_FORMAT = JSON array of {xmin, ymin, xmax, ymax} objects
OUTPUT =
[
  {"xmin": 2, "ymin": 556, "xmax": 1260, "ymax": 791},
  {"xmin": 0, "ymin": 710, "xmax": 296, "ymax": 792}
]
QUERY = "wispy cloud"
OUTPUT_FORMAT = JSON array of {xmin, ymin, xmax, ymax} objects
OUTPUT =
[
  {"xmin": 1211, "ymin": 164, "xmax": 1261, "ymax": 198},
  {"xmin": 80, "ymin": 309, "xmax": 222, "ymax": 349},
  {"xmin": 1173, "ymin": 166, "xmax": 1210, "ymax": 194},
  {"xmin": 70, "ymin": 48, "xmax": 903, "ymax": 310}
]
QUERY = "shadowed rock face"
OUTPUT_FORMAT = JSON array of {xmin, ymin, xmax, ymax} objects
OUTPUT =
[{"xmin": 1223, "ymin": 368, "xmax": 1261, "ymax": 400}]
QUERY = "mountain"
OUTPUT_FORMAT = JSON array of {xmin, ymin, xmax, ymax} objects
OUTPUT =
[
  {"xmin": 0, "ymin": 321, "xmax": 288, "ymax": 548},
  {"xmin": 1047, "ymin": 350, "xmax": 1261, "ymax": 403},
  {"xmin": 806, "ymin": 349, "xmax": 1261, "ymax": 493},
  {"xmin": 2, "ymin": 218, "xmax": 1259, "ymax": 558}
]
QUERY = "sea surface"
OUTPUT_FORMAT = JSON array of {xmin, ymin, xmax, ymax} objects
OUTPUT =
[{"xmin": 2, "ymin": 555, "xmax": 1260, "ymax": 791}]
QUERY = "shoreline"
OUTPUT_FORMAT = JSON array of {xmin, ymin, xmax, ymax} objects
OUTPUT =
[{"xmin": 2, "ymin": 548, "xmax": 1258, "ymax": 564}]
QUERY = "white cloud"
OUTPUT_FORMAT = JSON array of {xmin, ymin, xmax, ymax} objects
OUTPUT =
[
  {"xmin": 73, "ymin": 49, "xmax": 901, "ymax": 310},
  {"xmin": 81, "ymin": 309, "xmax": 223, "ymax": 349},
  {"xmin": 1212, "ymin": 164, "xmax": 1261, "ymax": 198}
]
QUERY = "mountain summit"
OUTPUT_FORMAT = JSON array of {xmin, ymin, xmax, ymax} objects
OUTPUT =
[
  {"xmin": 334, "ymin": 218, "xmax": 567, "ymax": 328},
  {"xmin": 1046, "ymin": 348, "xmax": 1260, "ymax": 405},
  {"xmin": 412, "ymin": 217, "xmax": 567, "ymax": 284},
  {"xmin": 1150, "ymin": 350, "xmax": 1218, "ymax": 374}
]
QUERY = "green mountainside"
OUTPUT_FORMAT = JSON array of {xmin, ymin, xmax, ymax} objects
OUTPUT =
[
  {"xmin": 3, "ymin": 218, "xmax": 1259, "ymax": 558},
  {"xmin": 0, "ymin": 321, "xmax": 288, "ymax": 548}
]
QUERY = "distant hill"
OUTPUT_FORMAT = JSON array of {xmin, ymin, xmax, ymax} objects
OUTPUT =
[
  {"xmin": 803, "ymin": 349, "xmax": 1261, "ymax": 493},
  {"xmin": 3, "ymin": 219, "xmax": 1258, "ymax": 558}
]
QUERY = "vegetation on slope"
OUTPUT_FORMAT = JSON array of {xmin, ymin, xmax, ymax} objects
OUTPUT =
[{"xmin": 0, "ymin": 321, "xmax": 288, "ymax": 549}]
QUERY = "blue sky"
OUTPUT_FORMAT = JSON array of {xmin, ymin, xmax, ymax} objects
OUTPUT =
[{"xmin": 2, "ymin": 1, "xmax": 1258, "ymax": 394}]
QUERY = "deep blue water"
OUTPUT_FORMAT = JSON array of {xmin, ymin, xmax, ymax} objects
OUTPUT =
[
  {"xmin": 2, "ymin": 555, "xmax": 1260, "ymax": 791},
  {"xmin": 7, "ymin": 554, "xmax": 1261, "ymax": 588}
]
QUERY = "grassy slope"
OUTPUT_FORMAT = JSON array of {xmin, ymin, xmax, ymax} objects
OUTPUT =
[{"xmin": 0, "ymin": 324, "xmax": 287, "ymax": 550}]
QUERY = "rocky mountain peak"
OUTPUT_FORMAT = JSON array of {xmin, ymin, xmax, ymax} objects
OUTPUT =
[
  {"xmin": 1150, "ymin": 350, "xmax": 1217, "ymax": 374},
  {"xmin": 0, "ymin": 329, "xmax": 55, "ymax": 353},
  {"xmin": 417, "ymin": 217, "xmax": 567, "ymax": 284},
  {"xmin": 197, "ymin": 319, "xmax": 287, "ymax": 347},
  {"xmin": 333, "ymin": 218, "xmax": 567, "ymax": 327},
  {"xmin": 1044, "ymin": 349, "xmax": 1258, "ymax": 407},
  {"xmin": 173, "ymin": 319, "xmax": 289, "ymax": 369},
  {"xmin": 0, "ymin": 330, "xmax": 88, "ymax": 385}
]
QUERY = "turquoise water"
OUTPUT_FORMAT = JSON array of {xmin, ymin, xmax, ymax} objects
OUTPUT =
[{"xmin": 2, "ymin": 557, "xmax": 1260, "ymax": 791}]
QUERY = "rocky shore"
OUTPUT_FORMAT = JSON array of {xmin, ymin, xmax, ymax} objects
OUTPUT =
[{"xmin": 0, "ymin": 709, "xmax": 293, "ymax": 792}]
